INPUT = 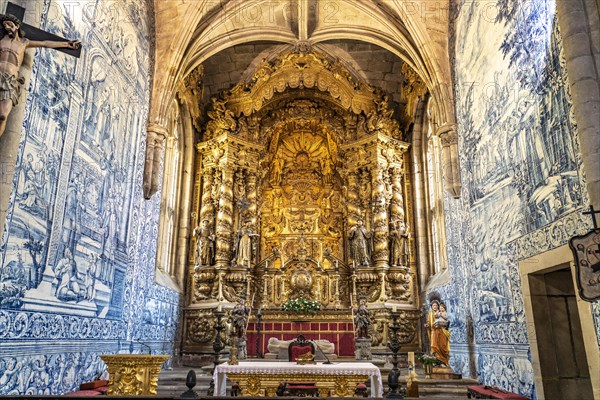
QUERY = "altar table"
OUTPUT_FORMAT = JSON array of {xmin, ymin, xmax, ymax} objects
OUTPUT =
[{"xmin": 214, "ymin": 361, "xmax": 383, "ymax": 398}]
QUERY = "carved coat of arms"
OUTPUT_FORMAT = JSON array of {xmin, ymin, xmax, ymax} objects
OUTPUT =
[{"xmin": 569, "ymin": 229, "xmax": 600, "ymax": 301}]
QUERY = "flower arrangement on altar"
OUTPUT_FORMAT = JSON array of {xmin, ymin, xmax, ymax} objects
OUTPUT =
[
  {"xmin": 416, "ymin": 352, "xmax": 440, "ymax": 366},
  {"xmin": 281, "ymin": 298, "xmax": 321, "ymax": 314}
]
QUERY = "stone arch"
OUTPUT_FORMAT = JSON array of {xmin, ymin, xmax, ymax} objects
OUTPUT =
[{"xmin": 149, "ymin": 0, "xmax": 455, "ymax": 129}]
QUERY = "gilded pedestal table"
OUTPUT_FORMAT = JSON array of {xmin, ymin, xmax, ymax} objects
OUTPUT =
[{"xmin": 100, "ymin": 354, "xmax": 169, "ymax": 395}]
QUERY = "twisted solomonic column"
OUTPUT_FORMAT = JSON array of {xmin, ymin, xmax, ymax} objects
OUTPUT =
[
  {"xmin": 371, "ymin": 165, "xmax": 389, "ymax": 269},
  {"xmin": 215, "ymin": 167, "xmax": 234, "ymax": 267}
]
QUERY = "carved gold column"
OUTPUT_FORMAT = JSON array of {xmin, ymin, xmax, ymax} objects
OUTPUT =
[
  {"xmin": 215, "ymin": 166, "xmax": 234, "ymax": 268},
  {"xmin": 246, "ymin": 172, "xmax": 258, "ymax": 226},
  {"xmin": 371, "ymin": 164, "xmax": 389, "ymax": 269},
  {"xmin": 200, "ymin": 167, "xmax": 215, "ymax": 225},
  {"xmin": 389, "ymin": 167, "xmax": 405, "ymax": 223},
  {"xmin": 345, "ymin": 171, "xmax": 360, "ymax": 228}
]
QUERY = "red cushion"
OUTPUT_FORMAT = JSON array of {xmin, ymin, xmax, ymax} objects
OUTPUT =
[
  {"xmin": 96, "ymin": 386, "xmax": 109, "ymax": 394},
  {"xmin": 66, "ymin": 389, "xmax": 103, "ymax": 396},
  {"xmin": 291, "ymin": 345, "xmax": 313, "ymax": 361},
  {"xmin": 80, "ymin": 380, "xmax": 109, "ymax": 390}
]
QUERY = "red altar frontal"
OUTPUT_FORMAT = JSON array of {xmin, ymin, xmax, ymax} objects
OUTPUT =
[{"xmin": 245, "ymin": 312, "xmax": 356, "ymax": 357}]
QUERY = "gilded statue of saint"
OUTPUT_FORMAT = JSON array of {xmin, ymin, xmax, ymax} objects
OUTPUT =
[
  {"xmin": 390, "ymin": 220, "xmax": 410, "ymax": 266},
  {"xmin": 271, "ymin": 158, "xmax": 284, "ymax": 186},
  {"xmin": 193, "ymin": 219, "xmax": 215, "ymax": 266},
  {"xmin": 235, "ymin": 221, "xmax": 258, "ymax": 267},
  {"xmin": 349, "ymin": 219, "xmax": 371, "ymax": 266}
]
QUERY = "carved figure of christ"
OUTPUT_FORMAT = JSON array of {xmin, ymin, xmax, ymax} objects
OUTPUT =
[{"xmin": 0, "ymin": 2, "xmax": 81, "ymax": 137}]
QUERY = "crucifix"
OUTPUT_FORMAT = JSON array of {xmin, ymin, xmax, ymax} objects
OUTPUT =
[{"xmin": 0, "ymin": 2, "xmax": 81, "ymax": 137}]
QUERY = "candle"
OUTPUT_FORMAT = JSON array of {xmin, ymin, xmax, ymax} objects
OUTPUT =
[{"xmin": 217, "ymin": 304, "xmax": 222, "ymax": 312}]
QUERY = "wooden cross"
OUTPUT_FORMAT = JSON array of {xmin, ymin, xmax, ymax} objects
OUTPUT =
[{"xmin": 5, "ymin": 2, "xmax": 81, "ymax": 58}]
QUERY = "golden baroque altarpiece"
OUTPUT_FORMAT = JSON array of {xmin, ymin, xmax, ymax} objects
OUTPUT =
[{"xmin": 182, "ymin": 51, "xmax": 426, "ymax": 357}]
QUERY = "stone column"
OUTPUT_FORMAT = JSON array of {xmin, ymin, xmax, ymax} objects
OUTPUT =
[
  {"xmin": 215, "ymin": 167, "xmax": 234, "ymax": 267},
  {"xmin": 371, "ymin": 165, "xmax": 389, "ymax": 269},
  {"xmin": 556, "ymin": 0, "xmax": 600, "ymax": 208},
  {"xmin": 143, "ymin": 123, "xmax": 168, "ymax": 199},
  {"xmin": 411, "ymin": 100, "xmax": 431, "ymax": 289},
  {"xmin": 173, "ymin": 108, "xmax": 195, "ymax": 285},
  {"xmin": 437, "ymin": 124, "xmax": 461, "ymax": 199}
]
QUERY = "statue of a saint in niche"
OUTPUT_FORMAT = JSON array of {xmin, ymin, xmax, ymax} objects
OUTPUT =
[
  {"xmin": 234, "ymin": 220, "xmax": 258, "ymax": 267},
  {"xmin": 389, "ymin": 220, "xmax": 410, "ymax": 266},
  {"xmin": 193, "ymin": 219, "xmax": 215, "ymax": 266},
  {"xmin": 349, "ymin": 219, "xmax": 371, "ymax": 266},
  {"xmin": 320, "ymin": 157, "xmax": 333, "ymax": 185},
  {"xmin": 271, "ymin": 158, "xmax": 284, "ymax": 186}
]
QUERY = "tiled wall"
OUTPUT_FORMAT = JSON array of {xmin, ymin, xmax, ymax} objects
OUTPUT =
[
  {"xmin": 431, "ymin": 0, "xmax": 599, "ymax": 398},
  {"xmin": 0, "ymin": 0, "xmax": 179, "ymax": 395}
]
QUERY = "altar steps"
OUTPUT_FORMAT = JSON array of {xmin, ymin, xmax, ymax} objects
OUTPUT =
[
  {"xmin": 157, "ymin": 368, "xmax": 214, "ymax": 396},
  {"xmin": 401, "ymin": 377, "xmax": 478, "ymax": 398},
  {"xmin": 157, "ymin": 366, "xmax": 476, "ymax": 398}
]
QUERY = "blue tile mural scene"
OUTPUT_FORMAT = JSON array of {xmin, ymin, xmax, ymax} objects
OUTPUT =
[
  {"xmin": 0, "ymin": 0, "xmax": 179, "ymax": 395},
  {"xmin": 430, "ymin": 0, "xmax": 598, "ymax": 398}
]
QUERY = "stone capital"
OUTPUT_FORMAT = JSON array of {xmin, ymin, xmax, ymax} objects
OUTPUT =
[
  {"xmin": 435, "ymin": 123, "xmax": 457, "ymax": 146},
  {"xmin": 147, "ymin": 123, "xmax": 169, "ymax": 139}
]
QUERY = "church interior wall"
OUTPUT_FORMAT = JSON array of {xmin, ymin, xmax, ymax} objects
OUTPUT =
[
  {"xmin": 0, "ymin": 0, "xmax": 179, "ymax": 395},
  {"xmin": 427, "ymin": 0, "xmax": 600, "ymax": 398}
]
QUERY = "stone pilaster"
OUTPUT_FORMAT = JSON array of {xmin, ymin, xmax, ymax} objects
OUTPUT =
[
  {"xmin": 437, "ymin": 124, "xmax": 461, "ymax": 198},
  {"xmin": 556, "ymin": 0, "xmax": 600, "ymax": 208},
  {"xmin": 142, "ymin": 123, "xmax": 168, "ymax": 199}
]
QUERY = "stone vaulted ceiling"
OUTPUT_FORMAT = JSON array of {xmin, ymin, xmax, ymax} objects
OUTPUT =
[{"xmin": 150, "ymin": 0, "xmax": 455, "ymax": 132}]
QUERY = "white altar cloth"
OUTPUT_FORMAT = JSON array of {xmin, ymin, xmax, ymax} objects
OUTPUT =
[{"xmin": 214, "ymin": 361, "xmax": 383, "ymax": 397}]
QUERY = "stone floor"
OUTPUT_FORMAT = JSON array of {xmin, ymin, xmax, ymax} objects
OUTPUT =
[{"xmin": 158, "ymin": 363, "xmax": 478, "ymax": 398}]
